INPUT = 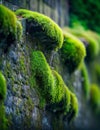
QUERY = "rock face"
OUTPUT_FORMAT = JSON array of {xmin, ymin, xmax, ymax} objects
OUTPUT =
[{"xmin": 0, "ymin": 4, "xmax": 100, "ymax": 130}]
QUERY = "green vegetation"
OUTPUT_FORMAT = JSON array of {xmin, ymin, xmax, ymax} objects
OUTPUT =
[
  {"xmin": 0, "ymin": 5, "xmax": 17, "ymax": 45},
  {"xmin": 90, "ymin": 84, "xmax": 100, "ymax": 107},
  {"xmin": 31, "ymin": 51, "xmax": 78, "ymax": 120},
  {"xmin": 0, "ymin": 72, "xmax": 7, "ymax": 130},
  {"xmin": 69, "ymin": 0, "xmax": 100, "ymax": 33},
  {"xmin": 16, "ymin": 20, "xmax": 23, "ymax": 41},
  {"xmin": 16, "ymin": 9, "xmax": 63, "ymax": 51},
  {"xmin": 67, "ymin": 92, "xmax": 78, "ymax": 122},
  {"xmin": 64, "ymin": 27, "xmax": 99, "ymax": 61},
  {"xmin": 81, "ymin": 63, "xmax": 90, "ymax": 98},
  {"xmin": 90, "ymin": 84, "xmax": 100, "ymax": 113},
  {"xmin": 0, "ymin": 72, "xmax": 7, "ymax": 100},
  {"xmin": 60, "ymin": 32, "xmax": 86, "ymax": 73}
]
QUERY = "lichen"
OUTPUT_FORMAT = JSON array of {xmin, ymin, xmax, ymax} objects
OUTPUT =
[
  {"xmin": 15, "ymin": 9, "xmax": 63, "ymax": 51},
  {"xmin": 60, "ymin": 32, "xmax": 86, "ymax": 73}
]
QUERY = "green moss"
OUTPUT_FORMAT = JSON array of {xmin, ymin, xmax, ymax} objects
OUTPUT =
[
  {"xmin": 31, "ymin": 51, "xmax": 78, "ymax": 119},
  {"xmin": 0, "ymin": 5, "xmax": 17, "ymax": 46},
  {"xmin": 0, "ymin": 72, "xmax": 7, "ymax": 130},
  {"xmin": 0, "ymin": 72, "xmax": 7, "ymax": 100},
  {"xmin": 31, "ymin": 51, "xmax": 54, "ymax": 104},
  {"xmin": 0, "ymin": 103, "xmax": 8, "ymax": 130},
  {"xmin": 67, "ymin": 92, "xmax": 78, "ymax": 122},
  {"xmin": 94, "ymin": 63, "xmax": 100, "ymax": 84},
  {"xmin": 64, "ymin": 28, "xmax": 99, "ymax": 61},
  {"xmin": 51, "ymin": 70, "xmax": 71, "ymax": 114},
  {"xmin": 60, "ymin": 32, "xmax": 86, "ymax": 73},
  {"xmin": 81, "ymin": 62, "xmax": 90, "ymax": 98},
  {"xmin": 16, "ymin": 20, "xmax": 23, "ymax": 41},
  {"xmin": 16, "ymin": 9, "xmax": 63, "ymax": 51},
  {"xmin": 90, "ymin": 84, "xmax": 100, "ymax": 109}
]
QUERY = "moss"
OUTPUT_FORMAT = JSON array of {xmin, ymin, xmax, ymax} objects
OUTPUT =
[
  {"xmin": 60, "ymin": 32, "xmax": 86, "ymax": 73},
  {"xmin": 81, "ymin": 62, "xmax": 90, "ymax": 98},
  {"xmin": 0, "ymin": 103, "xmax": 8, "ymax": 130},
  {"xmin": 0, "ymin": 5, "xmax": 17, "ymax": 47},
  {"xmin": 90, "ymin": 84, "xmax": 100, "ymax": 110},
  {"xmin": 16, "ymin": 20, "xmax": 23, "ymax": 41},
  {"xmin": 16, "ymin": 9, "xmax": 63, "ymax": 51},
  {"xmin": 0, "ymin": 72, "xmax": 7, "ymax": 130},
  {"xmin": 51, "ymin": 70, "xmax": 71, "ymax": 114},
  {"xmin": 0, "ymin": 72, "xmax": 7, "ymax": 100},
  {"xmin": 31, "ymin": 51, "xmax": 54, "ymax": 104},
  {"xmin": 64, "ymin": 28, "xmax": 99, "ymax": 61},
  {"xmin": 31, "ymin": 51, "xmax": 78, "ymax": 119},
  {"xmin": 94, "ymin": 63, "xmax": 100, "ymax": 84},
  {"xmin": 67, "ymin": 92, "xmax": 78, "ymax": 123}
]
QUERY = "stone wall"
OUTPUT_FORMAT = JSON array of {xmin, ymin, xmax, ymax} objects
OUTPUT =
[{"xmin": 3, "ymin": 0, "xmax": 69, "ymax": 27}]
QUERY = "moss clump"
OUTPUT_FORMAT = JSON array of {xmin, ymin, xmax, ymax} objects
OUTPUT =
[
  {"xmin": 16, "ymin": 9, "xmax": 63, "ymax": 51},
  {"xmin": 51, "ymin": 70, "xmax": 71, "ymax": 114},
  {"xmin": 16, "ymin": 20, "xmax": 23, "ymax": 41},
  {"xmin": 31, "ymin": 51, "xmax": 54, "ymax": 104},
  {"xmin": 67, "ymin": 92, "xmax": 78, "ymax": 123},
  {"xmin": 64, "ymin": 28, "xmax": 99, "ymax": 61},
  {"xmin": 31, "ymin": 51, "xmax": 78, "ymax": 119},
  {"xmin": 0, "ymin": 72, "xmax": 7, "ymax": 130},
  {"xmin": 90, "ymin": 84, "xmax": 100, "ymax": 110},
  {"xmin": 0, "ymin": 5, "xmax": 17, "ymax": 47},
  {"xmin": 0, "ymin": 72, "xmax": 7, "ymax": 100},
  {"xmin": 60, "ymin": 32, "xmax": 86, "ymax": 73},
  {"xmin": 81, "ymin": 62, "xmax": 90, "ymax": 98}
]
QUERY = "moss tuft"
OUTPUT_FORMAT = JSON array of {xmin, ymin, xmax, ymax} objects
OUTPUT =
[
  {"xmin": 16, "ymin": 9, "xmax": 63, "ymax": 51},
  {"xmin": 0, "ymin": 5, "xmax": 17, "ymax": 47},
  {"xmin": 81, "ymin": 62, "xmax": 90, "ymax": 98},
  {"xmin": 0, "ymin": 72, "xmax": 7, "ymax": 101},
  {"xmin": 60, "ymin": 32, "xmax": 86, "ymax": 73},
  {"xmin": 31, "ymin": 51, "xmax": 78, "ymax": 119},
  {"xmin": 67, "ymin": 92, "xmax": 78, "ymax": 122},
  {"xmin": 31, "ymin": 51, "xmax": 54, "ymax": 103},
  {"xmin": 64, "ymin": 28, "xmax": 99, "ymax": 61},
  {"xmin": 16, "ymin": 20, "xmax": 23, "ymax": 41},
  {"xmin": 90, "ymin": 84, "xmax": 100, "ymax": 109}
]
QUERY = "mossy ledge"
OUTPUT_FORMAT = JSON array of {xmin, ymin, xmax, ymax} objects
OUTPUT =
[
  {"xmin": 31, "ymin": 51, "xmax": 78, "ymax": 121},
  {"xmin": 60, "ymin": 32, "xmax": 86, "ymax": 73},
  {"xmin": 16, "ymin": 9, "xmax": 63, "ymax": 51},
  {"xmin": 0, "ymin": 5, "xmax": 17, "ymax": 48}
]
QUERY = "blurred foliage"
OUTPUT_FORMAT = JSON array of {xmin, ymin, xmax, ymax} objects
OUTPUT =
[{"xmin": 69, "ymin": 0, "xmax": 100, "ymax": 33}]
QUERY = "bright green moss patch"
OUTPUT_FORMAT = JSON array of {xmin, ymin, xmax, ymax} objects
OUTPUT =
[
  {"xmin": 81, "ymin": 63, "xmax": 90, "ymax": 98},
  {"xmin": 51, "ymin": 70, "xmax": 71, "ymax": 114},
  {"xmin": 67, "ymin": 92, "xmax": 78, "ymax": 122},
  {"xmin": 60, "ymin": 32, "xmax": 86, "ymax": 73},
  {"xmin": 0, "ymin": 72, "xmax": 7, "ymax": 100},
  {"xmin": 0, "ymin": 103, "xmax": 8, "ymax": 130},
  {"xmin": 90, "ymin": 84, "xmax": 100, "ymax": 109},
  {"xmin": 16, "ymin": 20, "xmax": 23, "ymax": 41},
  {"xmin": 0, "ymin": 5, "xmax": 17, "ymax": 46},
  {"xmin": 31, "ymin": 51, "xmax": 78, "ymax": 119},
  {"xmin": 64, "ymin": 28, "xmax": 99, "ymax": 61},
  {"xmin": 0, "ymin": 72, "xmax": 7, "ymax": 129},
  {"xmin": 16, "ymin": 9, "xmax": 63, "ymax": 50},
  {"xmin": 31, "ymin": 51, "xmax": 54, "ymax": 103}
]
